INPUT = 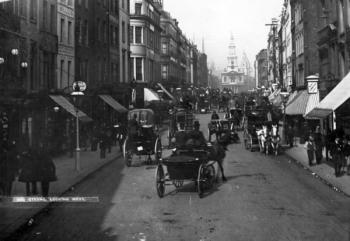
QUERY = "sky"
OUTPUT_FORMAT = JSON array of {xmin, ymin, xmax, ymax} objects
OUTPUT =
[{"xmin": 164, "ymin": 0, "xmax": 284, "ymax": 73}]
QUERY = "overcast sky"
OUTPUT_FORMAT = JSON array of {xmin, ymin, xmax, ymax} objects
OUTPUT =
[{"xmin": 164, "ymin": 0, "xmax": 284, "ymax": 72}]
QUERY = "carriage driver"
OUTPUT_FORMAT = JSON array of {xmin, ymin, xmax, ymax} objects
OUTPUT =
[
  {"xmin": 186, "ymin": 121, "xmax": 207, "ymax": 147},
  {"xmin": 211, "ymin": 110, "xmax": 220, "ymax": 120}
]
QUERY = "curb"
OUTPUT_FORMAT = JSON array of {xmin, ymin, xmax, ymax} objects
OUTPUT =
[
  {"xmin": 2, "ymin": 153, "xmax": 122, "ymax": 241},
  {"xmin": 283, "ymin": 150, "xmax": 350, "ymax": 198}
]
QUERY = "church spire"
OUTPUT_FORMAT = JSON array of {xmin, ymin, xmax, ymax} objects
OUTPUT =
[{"xmin": 227, "ymin": 33, "xmax": 238, "ymax": 72}]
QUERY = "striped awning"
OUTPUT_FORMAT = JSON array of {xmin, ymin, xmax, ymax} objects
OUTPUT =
[
  {"xmin": 99, "ymin": 95, "xmax": 128, "ymax": 113},
  {"xmin": 304, "ymin": 92, "xmax": 320, "ymax": 119},
  {"xmin": 285, "ymin": 90, "xmax": 309, "ymax": 115},
  {"xmin": 49, "ymin": 95, "xmax": 92, "ymax": 122}
]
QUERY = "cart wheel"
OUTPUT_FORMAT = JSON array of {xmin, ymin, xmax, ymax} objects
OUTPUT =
[
  {"xmin": 197, "ymin": 164, "xmax": 205, "ymax": 198},
  {"xmin": 173, "ymin": 180, "xmax": 184, "ymax": 188},
  {"xmin": 197, "ymin": 164, "xmax": 215, "ymax": 198},
  {"xmin": 154, "ymin": 138, "xmax": 162, "ymax": 164},
  {"xmin": 156, "ymin": 165, "xmax": 165, "ymax": 198}
]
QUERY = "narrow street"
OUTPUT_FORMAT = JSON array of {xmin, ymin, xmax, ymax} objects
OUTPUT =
[{"xmin": 7, "ymin": 113, "xmax": 350, "ymax": 241}]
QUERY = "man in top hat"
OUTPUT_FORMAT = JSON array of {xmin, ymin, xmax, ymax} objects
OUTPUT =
[{"xmin": 187, "ymin": 121, "xmax": 207, "ymax": 147}]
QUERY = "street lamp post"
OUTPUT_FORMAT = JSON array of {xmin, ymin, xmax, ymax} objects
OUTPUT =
[{"xmin": 71, "ymin": 81, "xmax": 86, "ymax": 171}]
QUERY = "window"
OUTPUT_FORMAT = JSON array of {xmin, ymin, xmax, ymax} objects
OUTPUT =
[
  {"xmin": 97, "ymin": 19, "xmax": 100, "ymax": 41},
  {"xmin": 85, "ymin": 0, "xmax": 88, "ymax": 8},
  {"xmin": 161, "ymin": 64, "xmax": 168, "ymax": 80},
  {"xmin": 130, "ymin": 57, "xmax": 134, "ymax": 79},
  {"xmin": 136, "ymin": 58, "xmax": 143, "ymax": 81},
  {"xmin": 122, "ymin": 51, "xmax": 126, "ymax": 82},
  {"xmin": 68, "ymin": 21, "xmax": 72, "ymax": 45},
  {"xmin": 135, "ymin": 26, "xmax": 142, "ymax": 43},
  {"xmin": 122, "ymin": 21, "xmax": 125, "ymax": 43},
  {"xmin": 50, "ymin": 4, "xmax": 55, "ymax": 32},
  {"xmin": 122, "ymin": 0, "xmax": 125, "ymax": 9},
  {"xmin": 43, "ymin": 0, "xmax": 47, "ymax": 29},
  {"xmin": 161, "ymin": 43, "xmax": 167, "ymax": 54},
  {"xmin": 30, "ymin": 0, "xmax": 37, "ymax": 21},
  {"xmin": 135, "ymin": 3, "xmax": 141, "ymax": 15},
  {"xmin": 103, "ymin": 21, "xmax": 107, "ymax": 43},
  {"xmin": 129, "ymin": 26, "xmax": 134, "ymax": 43},
  {"xmin": 60, "ymin": 60, "xmax": 64, "ymax": 88},
  {"xmin": 68, "ymin": 0, "xmax": 73, "ymax": 6},
  {"xmin": 84, "ymin": 20, "xmax": 88, "ymax": 46},
  {"xmin": 68, "ymin": 61, "xmax": 71, "ymax": 87},
  {"xmin": 338, "ymin": 0, "xmax": 345, "ymax": 33},
  {"xmin": 60, "ymin": 18, "xmax": 65, "ymax": 42},
  {"xmin": 20, "ymin": 0, "xmax": 27, "ymax": 17},
  {"xmin": 115, "ymin": 27, "xmax": 118, "ymax": 46}
]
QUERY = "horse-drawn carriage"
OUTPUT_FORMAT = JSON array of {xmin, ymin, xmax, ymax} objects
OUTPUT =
[
  {"xmin": 167, "ymin": 107, "xmax": 195, "ymax": 147},
  {"xmin": 229, "ymin": 108, "xmax": 243, "ymax": 130},
  {"xmin": 208, "ymin": 119, "xmax": 239, "ymax": 143},
  {"xmin": 197, "ymin": 94, "xmax": 210, "ymax": 114},
  {"xmin": 156, "ymin": 142, "xmax": 219, "ymax": 198},
  {"xmin": 123, "ymin": 109, "xmax": 162, "ymax": 167},
  {"xmin": 243, "ymin": 109, "xmax": 267, "ymax": 151}
]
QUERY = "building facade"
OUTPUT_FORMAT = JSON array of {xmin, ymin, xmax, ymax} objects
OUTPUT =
[
  {"xmin": 119, "ymin": 0, "xmax": 130, "ymax": 83},
  {"xmin": 129, "ymin": 0, "xmax": 162, "ymax": 85},
  {"xmin": 255, "ymin": 49, "xmax": 268, "ymax": 88},
  {"xmin": 291, "ymin": 0, "xmax": 320, "ymax": 89},
  {"xmin": 159, "ymin": 9, "xmax": 189, "ymax": 89},
  {"xmin": 279, "ymin": 0, "xmax": 293, "ymax": 90},
  {"xmin": 57, "ymin": 0, "xmax": 75, "ymax": 90}
]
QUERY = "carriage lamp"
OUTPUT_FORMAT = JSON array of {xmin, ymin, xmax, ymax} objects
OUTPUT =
[
  {"xmin": 0, "ymin": 57, "xmax": 4, "ymax": 64},
  {"xmin": 11, "ymin": 49, "xmax": 19, "ymax": 56}
]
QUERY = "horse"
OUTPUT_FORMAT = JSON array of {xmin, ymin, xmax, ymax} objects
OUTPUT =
[
  {"xmin": 270, "ymin": 124, "xmax": 281, "ymax": 156},
  {"xmin": 208, "ymin": 133, "xmax": 230, "ymax": 182}
]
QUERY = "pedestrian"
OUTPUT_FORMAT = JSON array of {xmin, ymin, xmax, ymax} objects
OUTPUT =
[
  {"xmin": 342, "ymin": 135, "xmax": 350, "ymax": 175},
  {"xmin": 286, "ymin": 124, "xmax": 294, "ymax": 148},
  {"xmin": 331, "ymin": 137, "xmax": 344, "ymax": 177},
  {"xmin": 106, "ymin": 127, "xmax": 113, "ymax": 153},
  {"xmin": 99, "ymin": 128, "xmax": 107, "ymax": 159},
  {"xmin": 314, "ymin": 126, "xmax": 323, "ymax": 165},
  {"xmin": 18, "ymin": 148, "xmax": 38, "ymax": 196},
  {"xmin": 304, "ymin": 135, "xmax": 315, "ymax": 166},
  {"xmin": 36, "ymin": 143, "xmax": 57, "ymax": 197}
]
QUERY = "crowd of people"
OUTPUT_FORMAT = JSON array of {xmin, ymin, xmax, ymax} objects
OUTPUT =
[{"xmin": 304, "ymin": 126, "xmax": 350, "ymax": 177}]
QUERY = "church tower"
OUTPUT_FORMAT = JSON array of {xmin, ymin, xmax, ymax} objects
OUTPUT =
[{"xmin": 227, "ymin": 34, "xmax": 238, "ymax": 72}]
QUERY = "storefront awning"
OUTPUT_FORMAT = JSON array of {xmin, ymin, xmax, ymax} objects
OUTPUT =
[
  {"xmin": 144, "ymin": 88, "xmax": 160, "ymax": 102},
  {"xmin": 304, "ymin": 91, "xmax": 320, "ymax": 119},
  {"xmin": 285, "ymin": 90, "xmax": 309, "ymax": 115},
  {"xmin": 49, "ymin": 95, "xmax": 92, "ymax": 122},
  {"xmin": 306, "ymin": 72, "xmax": 350, "ymax": 118},
  {"xmin": 157, "ymin": 83, "xmax": 175, "ymax": 100},
  {"xmin": 99, "ymin": 95, "xmax": 128, "ymax": 113}
]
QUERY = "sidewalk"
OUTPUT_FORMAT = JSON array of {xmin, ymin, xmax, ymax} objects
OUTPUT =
[
  {"xmin": 284, "ymin": 143, "xmax": 350, "ymax": 197},
  {"xmin": 0, "ymin": 146, "xmax": 121, "ymax": 240}
]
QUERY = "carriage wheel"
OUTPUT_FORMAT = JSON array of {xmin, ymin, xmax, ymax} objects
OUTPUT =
[
  {"xmin": 197, "ymin": 164, "xmax": 215, "ymax": 198},
  {"xmin": 173, "ymin": 180, "xmax": 184, "ymax": 188},
  {"xmin": 154, "ymin": 138, "xmax": 162, "ymax": 164},
  {"xmin": 123, "ymin": 138, "xmax": 132, "ymax": 167},
  {"xmin": 156, "ymin": 165, "xmax": 165, "ymax": 198}
]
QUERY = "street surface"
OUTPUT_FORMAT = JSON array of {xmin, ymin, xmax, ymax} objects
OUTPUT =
[{"xmin": 6, "ymin": 114, "xmax": 350, "ymax": 241}]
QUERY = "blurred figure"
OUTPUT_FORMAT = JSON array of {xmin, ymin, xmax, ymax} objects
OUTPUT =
[
  {"xmin": 18, "ymin": 148, "xmax": 38, "ymax": 196},
  {"xmin": 36, "ymin": 142, "xmax": 57, "ymax": 197},
  {"xmin": 304, "ymin": 135, "xmax": 315, "ymax": 166},
  {"xmin": 314, "ymin": 126, "xmax": 323, "ymax": 165},
  {"xmin": 0, "ymin": 141, "xmax": 20, "ymax": 196}
]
